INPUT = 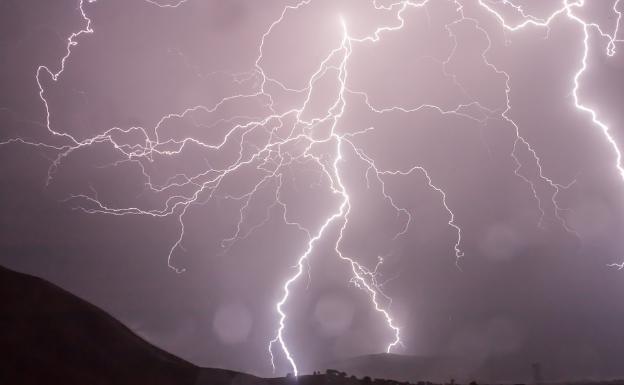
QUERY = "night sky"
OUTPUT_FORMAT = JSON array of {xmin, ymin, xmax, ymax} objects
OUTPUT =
[{"xmin": 2, "ymin": 0, "xmax": 624, "ymax": 381}]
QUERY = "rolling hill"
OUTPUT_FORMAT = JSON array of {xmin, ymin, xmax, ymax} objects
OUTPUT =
[{"xmin": 0, "ymin": 265, "xmax": 260, "ymax": 385}]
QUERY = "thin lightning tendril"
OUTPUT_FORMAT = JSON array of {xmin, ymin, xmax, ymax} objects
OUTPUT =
[{"xmin": 2, "ymin": 0, "xmax": 624, "ymax": 376}]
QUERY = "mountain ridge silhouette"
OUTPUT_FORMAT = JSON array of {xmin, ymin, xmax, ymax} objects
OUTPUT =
[
  {"xmin": 0, "ymin": 264, "xmax": 262, "ymax": 385},
  {"xmin": 2, "ymin": 264, "xmax": 624, "ymax": 385}
]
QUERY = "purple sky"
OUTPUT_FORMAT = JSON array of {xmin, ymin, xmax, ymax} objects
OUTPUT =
[{"xmin": 2, "ymin": 0, "xmax": 624, "ymax": 381}]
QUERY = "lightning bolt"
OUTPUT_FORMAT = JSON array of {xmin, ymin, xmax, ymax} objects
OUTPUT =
[
  {"xmin": 2, "ymin": 0, "xmax": 623, "ymax": 377},
  {"xmin": 474, "ymin": 0, "xmax": 624, "ymax": 265}
]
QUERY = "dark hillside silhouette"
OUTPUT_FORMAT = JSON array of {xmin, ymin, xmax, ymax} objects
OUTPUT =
[
  {"xmin": 0, "ymin": 264, "xmax": 414, "ymax": 385},
  {"xmin": 1, "ymin": 265, "xmax": 623, "ymax": 385},
  {"xmin": 0, "ymin": 265, "xmax": 256, "ymax": 385}
]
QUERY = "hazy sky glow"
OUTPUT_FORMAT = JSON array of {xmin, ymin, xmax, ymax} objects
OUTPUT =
[{"xmin": 2, "ymin": 0, "xmax": 624, "ymax": 381}]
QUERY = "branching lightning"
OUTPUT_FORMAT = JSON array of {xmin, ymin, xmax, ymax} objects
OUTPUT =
[{"xmin": 3, "ymin": 0, "xmax": 624, "ymax": 376}]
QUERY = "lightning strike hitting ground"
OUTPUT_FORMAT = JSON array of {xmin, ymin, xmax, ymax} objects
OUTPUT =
[{"xmin": 2, "ymin": 0, "xmax": 624, "ymax": 376}]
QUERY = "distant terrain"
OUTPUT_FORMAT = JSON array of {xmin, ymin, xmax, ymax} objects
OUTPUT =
[
  {"xmin": 1, "ymin": 264, "xmax": 623, "ymax": 385},
  {"xmin": 319, "ymin": 344, "xmax": 624, "ymax": 382},
  {"xmin": 321, "ymin": 353, "xmax": 537, "ymax": 384}
]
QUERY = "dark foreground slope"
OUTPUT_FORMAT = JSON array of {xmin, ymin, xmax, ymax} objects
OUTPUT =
[
  {"xmin": 3, "ymin": 265, "xmax": 622, "ymax": 385},
  {"xmin": 0, "ymin": 265, "xmax": 409, "ymax": 385},
  {"xmin": 0, "ymin": 265, "xmax": 260, "ymax": 385}
]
